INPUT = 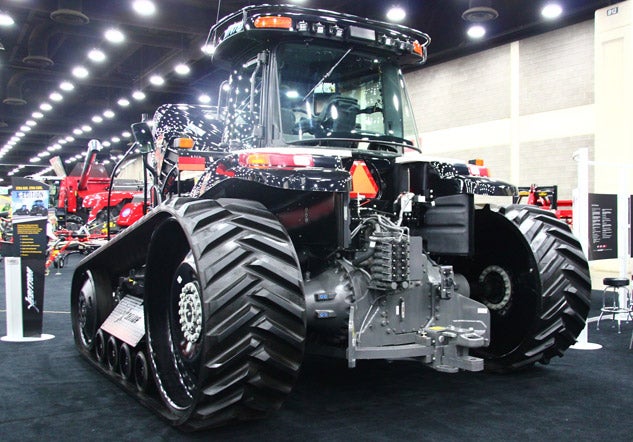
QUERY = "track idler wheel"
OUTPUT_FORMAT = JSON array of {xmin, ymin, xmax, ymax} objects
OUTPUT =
[
  {"xmin": 71, "ymin": 269, "xmax": 113, "ymax": 353},
  {"xmin": 144, "ymin": 199, "xmax": 307, "ymax": 429}
]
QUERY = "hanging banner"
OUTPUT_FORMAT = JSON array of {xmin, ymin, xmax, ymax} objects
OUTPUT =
[
  {"xmin": 7, "ymin": 177, "xmax": 50, "ymax": 337},
  {"xmin": 588, "ymin": 193, "xmax": 617, "ymax": 261}
]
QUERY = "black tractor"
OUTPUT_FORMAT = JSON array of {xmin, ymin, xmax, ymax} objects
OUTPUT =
[{"xmin": 71, "ymin": 5, "xmax": 590, "ymax": 431}]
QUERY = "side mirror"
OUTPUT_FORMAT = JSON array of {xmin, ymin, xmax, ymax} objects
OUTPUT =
[{"xmin": 131, "ymin": 122, "xmax": 155, "ymax": 153}]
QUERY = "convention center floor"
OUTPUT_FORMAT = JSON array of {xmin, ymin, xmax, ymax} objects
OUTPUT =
[{"xmin": 0, "ymin": 257, "xmax": 631, "ymax": 441}]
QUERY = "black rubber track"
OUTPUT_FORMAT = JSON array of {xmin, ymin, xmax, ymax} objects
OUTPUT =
[
  {"xmin": 144, "ymin": 198, "xmax": 307, "ymax": 430},
  {"xmin": 447, "ymin": 204, "xmax": 591, "ymax": 372}
]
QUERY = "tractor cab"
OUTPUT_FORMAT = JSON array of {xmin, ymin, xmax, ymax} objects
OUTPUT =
[{"xmin": 210, "ymin": 5, "xmax": 430, "ymax": 153}]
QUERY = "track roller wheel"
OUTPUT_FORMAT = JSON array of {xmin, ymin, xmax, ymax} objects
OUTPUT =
[
  {"xmin": 94, "ymin": 329, "xmax": 106, "ymax": 364},
  {"xmin": 134, "ymin": 351, "xmax": 151, "ymax": 393},
  {"xmin": 106, "ymin": 335, "xmax": 118, "ymax": 371},
  {"xmin": 145, "ymin": 199, "xmax": 306, "ymax": 429},
  {"xmin": 446, "ymin": 205, "xmax": 591, "ymax": 372},
  {"xmin": 119, "ymin": 343, "xmax": 133, "ymax": 381}
]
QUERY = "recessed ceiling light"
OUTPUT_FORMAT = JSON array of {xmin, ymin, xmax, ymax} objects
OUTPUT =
[
  {"xmin": 72, "ymin": 66, "xmax": 89, "ymax": 78},
  {"xmin": 88, "ymin": 48, "xmax": 106, "ymax": 62},
  {"xmin": 149, "ymin": 74, "xmax": 165, "ymax": 86},
  {"xmin": 29, "ymin": 157, "xmax": 42, "ymax": 163},
  {"xmin": 174, "ymin": 63, "xmax": 190, "ymax": 75},
  {"xmin": 467, "ymin": 24, "xmax": 486, "ymax": 39},
  {"xmin": 105, "ymin": 28, "xmax": 125, "ymax": 43},
  {"xmin": 201, "ymin": 43, "xmax": 215, "ymax": 55},
  {"xmin": 65, "ymin": 136, "xmax": 75, "ymax": 142},
  {"xmin": 26, "ymin": 120, "xmax": 37, "ymax": 126},
  {"xmin": 111, "ymin": 136, "xmax": 121, "ymax": 143},
  {"xmin": 386, "ymin": 6, "xmax": 406, "ymax": 22},
  {"xmin": 38, "ymin": 151, "xmax": 51, "ymax": 158},
  {"xmin": 58, "ymin": 139, "xmax": 67, "ymax": 144},
  {"xmin": 542, "ymin": 3, "xmax": 563, "ymax": 19},
  {"xmin": 50, "ymin": 92, "xmax": 63, "ymax": 101},
  {"xmin": 121, "ymin": 131, "xmax": 131, "ymax": 138},
  {"xmin": 102, "ymin": 141, "xmax": 111, "ymax": 147},
  {"xmin": 103, "ymin": 109, "xmax": 115, "ymax": 118},
  {"xmin": 0, "ymin": 11, "xmax": 15, "ymax": 26},
  {"xmin": 133, "ymin": 0, "xmax": 156, "ymax": 16},
  {"xmin": 40, "ymin": 102, "xmax": 53, "ymax": 111},
  {"xmin": 92, "ymin": 115, "xmax": 103, "ymax": 123},
  {"xmin": 81, "ymin": 125, "xmax": 92, "ymax": 132},
  {"xmin": 16, "ymin": 132, "xmax": 25, "ymax": 137},
  {"xmin": 117, "ymin": 98, "xmax": 130, "ymax": 107},
  {"xmin": 32, "ymin": 111, "xmax": 44, "ymax": 119},
  {"xmin": 73, "ymin": 128, "xmax": 84, "ymax": 135},
  {"xmin": 59, "ymin": 81, "xmax": 75, "ymax": 91},
  {"xmin": 132, "ymin": 90, "xmax": 146, "ymax": 100},
  {"xmin": 198, "ymin": 94, "xmax": 211, "ymax": 103},
  {"xmin": 20, "ymin": 125, "xmax": 31, "ymax": 132}
]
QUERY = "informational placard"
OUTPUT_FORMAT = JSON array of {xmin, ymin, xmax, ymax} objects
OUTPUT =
[
  {"xmin": 7, "ymin": 177, "xmax": 49, "ymax": 337},
  {"xmin": 588, "ymin": 193, "xmax": 617, "ymax": 261},
  {"xmin": 100, "ymin": 296, "xmax": 145, "ymax": 347}
]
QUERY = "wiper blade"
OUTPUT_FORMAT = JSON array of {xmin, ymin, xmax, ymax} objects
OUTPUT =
[{"xmin": 302, "ymin": 47, "xmax": 353, "ymax": 102}]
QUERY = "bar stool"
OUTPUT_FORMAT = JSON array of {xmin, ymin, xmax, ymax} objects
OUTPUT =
[{"xmin": 597, "ymin": 277, "xmax": 631, "ymax": 333}]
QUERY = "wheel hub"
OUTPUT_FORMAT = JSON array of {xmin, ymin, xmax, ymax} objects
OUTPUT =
[
  {"xmin": 178, "ymin": 282, "xmax": 202, "ymax": 345},
  {"xmin": 478, "ymin": 265, "xmax": 512, "ymax": 311}
]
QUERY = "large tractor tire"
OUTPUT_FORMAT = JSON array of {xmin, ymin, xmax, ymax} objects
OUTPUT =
[
  {"xmin": 144, "ymin": 198, "xmax": 306, "ymax": 430},
  {"xmin": 447, "ymin": 204, "xmax": 590, "ymax": 372}
]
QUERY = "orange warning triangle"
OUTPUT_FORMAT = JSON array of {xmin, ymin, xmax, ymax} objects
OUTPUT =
[{"xmin": 349, "ymin": 160, "xmax": 379, "ymax": 198}]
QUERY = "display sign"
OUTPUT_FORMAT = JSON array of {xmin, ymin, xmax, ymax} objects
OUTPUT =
[
  {"xmin": 588, "ymin": 193, "xmax": 617, "ymax": 261},
  {"xmin": 100, "ymin": 296, "xmax": 145, "ymax": 347},
  {"xmin": 7, "ymin": 177, "xmax": 49, "ymax": 337}
]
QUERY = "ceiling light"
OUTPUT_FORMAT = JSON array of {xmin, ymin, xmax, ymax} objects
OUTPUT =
[
  {"xmin": 117, "ymin": 98, "xmax": 130, "ymax": 107},
  {"xmin": 20, "ymin": 125, "xmax": 31, "ymax": 132},
  {"xmin": 105, "ymin": 28, "xmax": 125, "ymax": 43},
  {"xmin": 88, "ymin": 48, "xmax": 106, "ymax": 62},
  {"xmin": 16, "ymin": 132, "xmax": 25, "ymax": 137},
  {"xmin": 29, "ymin": 157, "xmax": 42, "ymax": 163},
  {"xmin": 49, "ymin": 92, "xmax": 63, "ymax": 101},
  {"xmin": 102, "ymin": 141, "xmax": 111, "ymax": 147},
  {"xmin": 467, "ymin": 24, "xmax": 486, "ymax": 39},
  {"xmin": 201, "ymin": 43, "xmax": 215, "ymax": 55},
  {"xmin": 132, "ymin": 90, "xmax": 146, "ymax": 100},
  {"xmin": 40, "ymin": 102, "xmax": 53, "ymax": 111},
  {"xmin": 174, "ymin": 63, "xmax": 190, "ymax": 75},
  {"xmin": 121, "ymin": 131, "xmax": 131, "ymax": 138},
  {"xmin": 81, "ymin": 125, "xmax": 92, "ymax": 132},
  {"xmin": 26, "ymin": 120, "xmax": 37, "ymax": 126},
  {"xmin": 133, "ymin": 0, "xmax": 156, "ymax": 16},
  {"xmin": 0, "ymin": 11, "xmax": 14, "ymax": 26},
  {"xmin": 65, "ymin": 136, "xmax": 75, "ymax": 142},
  {"xmin": 58, "ymin": 139, "xmax": 67, "ymax": 144},
  {"xmin": 542, "ymin": 3, "xmax": 563, "ymax": 19},
  {"xmin": 149, "ymin": 74, "xmax": 165, "ymax": 86},
  {"xmin": 92, "ymin": 115, "xmax": 103, "ymax": 123},
  {"xmin": 38, "ymin": 151, "xmax": 51, "ymax": 158},
  {"xmin": 386, "ymin": 6, "xmax": 406, "ymax": 22},
  {"xmin": 111, "ymin": 136, "xmax": 121, "ymax": 143},
  {"xmin": 198, "ymin": 94, "xmax": 211, "ymax": 104},
  {"xmin": 103, "ymin": 109, "xmax": 115, "ymax": 118},
  {"xmin": 72, "ymin": 65, "xmax": 89, "ymax": 78},
  {"xmin": 60, "ymin": 81, "xmax": 75, "ymax": 91},
  {"xmin": 73, "ymin": 128, "xmax": 84, "ymax": 135},
  {"xmin": 32, "ymin": 111, "xmax": 44, "ymax": 119}
]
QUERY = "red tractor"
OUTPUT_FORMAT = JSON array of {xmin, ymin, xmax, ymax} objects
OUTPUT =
[{"xmin": 55, "ymin": 140, "xmax": 143, "ymax": 228}]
